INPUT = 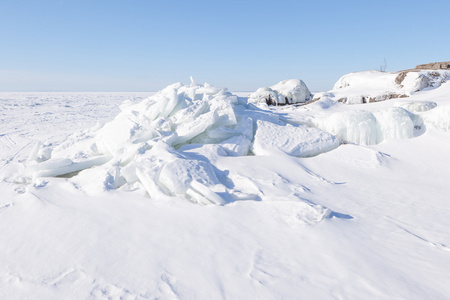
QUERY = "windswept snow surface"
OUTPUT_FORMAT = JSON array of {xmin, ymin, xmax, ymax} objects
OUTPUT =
[{"xmin": 1, "ymin": 78, "xmax": 450, "ymax": 299}]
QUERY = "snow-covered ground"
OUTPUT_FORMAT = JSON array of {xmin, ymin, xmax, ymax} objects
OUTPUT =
[{"xmin": 1, "ymin": 75, "xmax": 450, "ymax": 299}]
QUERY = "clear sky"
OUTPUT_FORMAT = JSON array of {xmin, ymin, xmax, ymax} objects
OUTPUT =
[{"xmin": 1, "ymin": 0, "xmax": 449, "ymax": 92}]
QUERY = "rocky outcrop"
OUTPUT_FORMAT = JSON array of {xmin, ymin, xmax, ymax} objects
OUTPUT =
[
  {"xmin": 395, "ymin": 71, "xmax": 409, "ymax": 85},
  {"xmin": 415, "ymin": 62, "xmax": 450, "ymax": 70},
  {"xmin": 396, "ymin": 61, "xmax": 450, "ymax": 86},
  {"xmin": 395, "ymin": 70, "xmax": 448, "ymax": 90}
]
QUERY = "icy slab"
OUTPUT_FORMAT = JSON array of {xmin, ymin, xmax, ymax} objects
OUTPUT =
[
  {"xmin": 251, "ymin": 120, "xmax": 339, "ymax": 157},
  {"xmin": 315, "ymin": 111, "xmax": 379, "ymax": 145},
  {"xmin": 315, "ymin": 108, "xmax": 414, "ymax": 145},
  {"xmin": 117, "ymin": 142, "xmax": 226, "ymax": 203},
  {"xmin": 373, "ymin": 107, "xmax": 415, "ymax": 141},
  {"xmin": 158, "ymin": 155, "xmax": 220, "ymax": 196},
  {"xmin": 27, "ymin": 156, "xmax": 111, "ymax": 178},
  {"xmin": 220, "ymin": 135, "xmax": 252, "ymax": 157},
  {"xmin": 249, "ymin": 79, "xmax": 312, "ymax": 105}
]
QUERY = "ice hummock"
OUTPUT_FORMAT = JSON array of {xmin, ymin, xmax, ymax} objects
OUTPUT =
[
  {"xmin": 26, "ymin": 80, "xmax": 337, "ymax": 206},
  {"xmin": 314, "ymin": 107, "xmax": 415, "ymax": 145},
  {"xmin": 248, "ymin": 79, "xmax": 312, "ymax": 105}
]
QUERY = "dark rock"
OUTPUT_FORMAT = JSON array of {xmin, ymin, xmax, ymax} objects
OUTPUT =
[{"xmin": 395, "ymin": 71, "xmax": 408, "ymax": 86}]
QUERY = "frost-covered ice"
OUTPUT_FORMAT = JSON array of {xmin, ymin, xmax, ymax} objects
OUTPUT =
[
  {"xmin": 314, "ymin": 107, "xmax": 414, "ymax": 145},
  {"xmin": 1, "ymin": 73, "xmax": 450, "ymax": 299},
  {"xmin": 249, "ymin": 79, "xmax": 312, "ymax": 105}
]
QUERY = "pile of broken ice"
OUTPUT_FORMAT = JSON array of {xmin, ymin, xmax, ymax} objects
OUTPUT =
[
  {"xmin": 26, "ymin": 79, "xmax": 338, "ymax": 205},
  {"xmin": 26, "ymin": 77, "xmax": 450, "ymax": 205}
]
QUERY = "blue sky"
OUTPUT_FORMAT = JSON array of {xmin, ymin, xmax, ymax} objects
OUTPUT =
[{"xmin": 1, "ymin": 0, "xmax": 449, "ymax": 92}]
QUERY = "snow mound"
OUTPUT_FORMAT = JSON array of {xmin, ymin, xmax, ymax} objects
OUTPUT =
[
  {"xmin": 332, "ymin": 71, "xmax": 401, "ymax": 104},
  {"xmin": 25, "ymin": 80, "xmax": 337, "ymax": 207},
  {"xmin": 252, "ymin": 120, "xmax": 339, "ymax": 157},
  {"xmin": 249, "ymin": 79, "xmax": 312, "ymax": 106},
  {"xmin": 334, "ymin": 70, "xmax": 399, "ymax": 91},
  {"xmin": 315, "ymin": 107, "xmax": 414, "ymax": 145}
]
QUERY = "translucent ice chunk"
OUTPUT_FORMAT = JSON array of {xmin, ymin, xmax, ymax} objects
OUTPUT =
[{"xmin": 252, "ymin": 120, "xmax": 339, "ymax": 157}]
